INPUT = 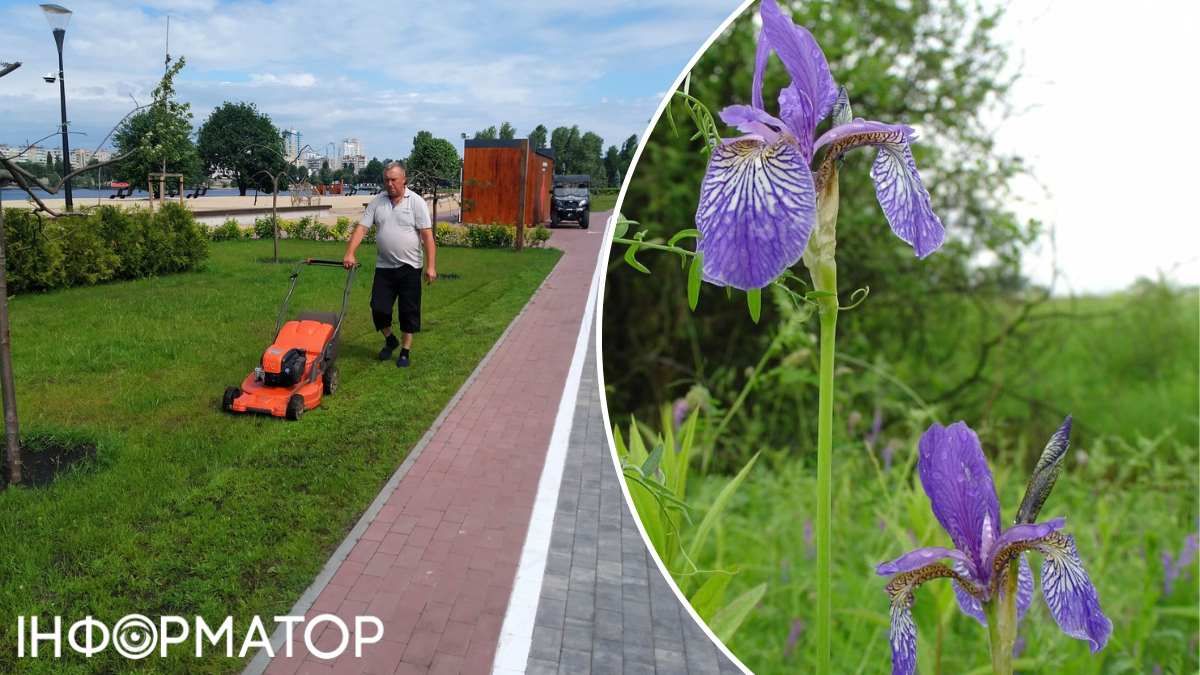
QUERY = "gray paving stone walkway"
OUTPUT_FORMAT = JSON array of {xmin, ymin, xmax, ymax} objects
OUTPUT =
[{"xmin": 524, "ymin": 328, "xmax": 743, "ymax": 675}]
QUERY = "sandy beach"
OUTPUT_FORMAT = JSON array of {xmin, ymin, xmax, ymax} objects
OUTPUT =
[{"xmin": 0, "ymin": 192, "xmax": 462, "ymax": 223}]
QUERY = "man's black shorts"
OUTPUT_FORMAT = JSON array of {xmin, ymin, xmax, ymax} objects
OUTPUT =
[{"xmin": 370, "ymin": 264, "xmax": 421, "ymax": 333}]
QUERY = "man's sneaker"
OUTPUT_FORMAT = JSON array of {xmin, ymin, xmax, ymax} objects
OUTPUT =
[
  {"xmin": 396, "ymin": 349, "xmax": 411, "ymax": 368},
  {"xmin": 378, "ymin": 334, "xmax": 400, "ymax": 360}
]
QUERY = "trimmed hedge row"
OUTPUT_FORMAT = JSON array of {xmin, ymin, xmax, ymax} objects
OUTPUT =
[
  {"xmin": 206, "ymin": 217, "xmax": 550, "ymax": 250},
  {"xmin": 2, "ymin": 203, "xmax": 209, "ymax": 294}
]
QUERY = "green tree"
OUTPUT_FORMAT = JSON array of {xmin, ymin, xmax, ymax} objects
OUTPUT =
[
  {"xmin": 196, "ymin": 101, "xmax": 287, "ymax": 196},
  {"xmin": 604, "ymin": 145, "xmax": 621, "ymax": 187},
  {"xmin": 550, "ymin": 125, "xmax": 580, "ymax": 172},
  {"xmin": 473, "ymin": 126, "xmax": 498, "ymax": 140},
  {"xmin": 361, "ymin": 157, "xmax": 384, "ymax": 185},
  {"xmin": 577, "ymin": 131, "xmax": 606, "ymax": 183},
  {"xmin": 499, "ymin": 121, "xmax": 516, "ymax": 139},
  {"xmin": 618, "ymin": 134, "xmax": 638, "ymax": 178},
  {"xmin": 113, "ymin": 57, "xmax": 202, "ymax": 190},
  {"xmin": 406, "ymin": 130, "xmax": 460, "ymax": 190},
  {"xmin": 319, "ymin": 160, "xmax": 331, "ymax": 185},
  {"xmin": 529, "ymin": 124, "xmax": 548, "ymax": 149}
]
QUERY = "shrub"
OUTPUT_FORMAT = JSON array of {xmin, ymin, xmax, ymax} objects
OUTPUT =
[
  {"xmin": 309, "ymin": 221, "xmax": 332, "ymax": 241},
  {"xmin": 253, "ymin": 216, "xmax": 277, "ymax": 240},
  {"xmin": 3, "ymin": 210, "xmax": 66, "ymax": 293},
  {"xmin": 1, "ymin": 204, "xmax": 208, "ymax": 294},
  {"xmin": 465, "ymin": 223, "xmax": 515, "ymax": 249},
  {"xmin": 434, "ymin": 224, "xmax": 470, "ymax": 247},
  {"xmin": 331, "ymin": 217, "xmax": 352, "ymax": 241},
  {"xmin": 527, "ymin": 225, "xmax": 551, "ymax": 248},
  {"xmin": 210, "ymin": 218, "xmax": 245, "ymax": 241}
]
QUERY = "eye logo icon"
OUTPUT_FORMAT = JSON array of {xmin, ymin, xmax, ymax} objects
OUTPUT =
[{"xmin": 112, "ymin": 615, "xmax": 157, "ymax": 659}]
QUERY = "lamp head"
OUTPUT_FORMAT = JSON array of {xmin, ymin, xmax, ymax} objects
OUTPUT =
[{"xmin": 40, "ymin": 4, "xmax": 73, "ymax": 31}]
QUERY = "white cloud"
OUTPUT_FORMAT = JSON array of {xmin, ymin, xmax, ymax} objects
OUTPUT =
[
  {"xmin": 0, "ymin": 0, "xmax": 741, "ymax": 159},
  {"xmin": 248, "ymin": 72, "xmax": 317, "ymax": 88}
]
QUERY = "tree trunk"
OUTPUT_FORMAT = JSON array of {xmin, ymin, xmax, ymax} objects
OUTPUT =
[{"xmin": 0, "ymin": 201, "xmax": 23, "ymax": 488}]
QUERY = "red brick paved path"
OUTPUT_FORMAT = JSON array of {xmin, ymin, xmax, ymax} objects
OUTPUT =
[{"xmin": 261, "ymin": 225, "xmax": 605, "ymax": 675}]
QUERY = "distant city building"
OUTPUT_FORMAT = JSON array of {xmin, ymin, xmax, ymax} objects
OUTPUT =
[
  {"xmin": 1, "ymin": 144, "xmax": 63, "ymax": 165},
  {"xmin": 340, "ymin": 137, "xmax": 366, "ymax": 172},
  {"xmin": 306, "ymin": 156, "xmax": 328, "ymax": 174},
  {"xmin": 282, "ymin": 129, "xmax": 302, "ymax": 165},
  {"xmin": 70, "ymin": 147, "xmax": 112, "ymax": 167}
]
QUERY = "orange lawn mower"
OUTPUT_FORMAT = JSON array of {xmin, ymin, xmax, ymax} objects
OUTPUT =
[{"xmin": 222, "ymin": 259, "xmax": 358, "ymax": 420}]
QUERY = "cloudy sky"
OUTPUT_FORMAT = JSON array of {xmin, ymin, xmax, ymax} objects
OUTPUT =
[
  {"xmin": 0, "ymin": 0, "xmax": 739, "ymax": 159},
  {"xmin": 991, "ymin": 0, "xmax": 1198, "ymax": 294}
]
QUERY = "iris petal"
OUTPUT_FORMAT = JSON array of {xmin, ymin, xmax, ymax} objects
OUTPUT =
[
  {"xmin": 889, "ymin": 601, "xmax": 918, "ymax": 675},
  {"xmin": 752, "ymin": 30, "xmax": 769, "ymax": 111},
  {"xmin": 778, "ymin": 83, "xmax": 816, "ymax": 162},
  {"xmin": 759, "ymin": 0, "xmax": 838, "ymax": 130},
  {"xmin": 1036, "ymin": 532, "xmax": 1112, "ymax": 652},
  {"xmin": 873, "ymin": 139, "xmax": 945, "ymax": 258},
  {"xmin": 882, "ymin": 562, "xmax": 977, "ymax": 675},
  {"xmin": 1017, "ymin": 554, "xmax": 1035, "ymax": 621},
  {"xmin": 814, "ymin": 119, "xmax": 945, "ymax": 258},
  {"xmin": 953, "ymin": 579, "xmax": 987, "ymax": 625},
  {"xmin": 719, "ymin": 105, "xmax": 788, "ymax": 144},
  {"xmin": 696, "ymin": 136, "xmax": 816, "ymax": 290},
  {"xmin": 877, "ymin": 546, "xmax": 974, "ymax": 577},
  {"xmin": 917, "ymin": 422, "xmax": 1001, "ymax": 574}
]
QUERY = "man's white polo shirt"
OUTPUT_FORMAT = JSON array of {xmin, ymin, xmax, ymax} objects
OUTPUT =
[{"xmin": 359, "ymin": 188, "xmax": 432, "ymax": 269}]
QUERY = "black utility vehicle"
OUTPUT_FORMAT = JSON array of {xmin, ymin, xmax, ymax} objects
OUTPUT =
[{"xmin": 551, "ymin": 175, "xmax": 590, "ymax": 228}]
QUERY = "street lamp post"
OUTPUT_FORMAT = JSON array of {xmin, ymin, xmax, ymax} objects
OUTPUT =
[{"xmin": 41, "ymin": 4, "xmax": 73, "ymax": 212}]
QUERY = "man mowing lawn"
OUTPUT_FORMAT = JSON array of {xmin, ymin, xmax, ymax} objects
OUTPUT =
[{"xmin": 343, "ymin": 162, "xmax": 438, "ymax": 367}]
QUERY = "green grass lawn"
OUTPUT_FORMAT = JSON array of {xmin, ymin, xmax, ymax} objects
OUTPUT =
[
  {"xmin": 589, "ymin": 192, "xmax": 618, "ymax": 212},
  {"xmin": 0, "ymin": 239, "xmax": 561, "ymax": 673}
]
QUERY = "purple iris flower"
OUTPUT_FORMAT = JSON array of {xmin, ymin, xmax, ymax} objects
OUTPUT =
[
  {"xmin": 695, "ymin": 0, "xmax": 945, "ymax": 290},
  {"xmin": 876, "ymin": 419, "xmax": 1111, "ymax": 675}
]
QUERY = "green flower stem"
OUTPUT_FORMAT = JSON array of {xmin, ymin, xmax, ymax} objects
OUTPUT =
[
  {"xmin": 814, "ymin": 261, "xmax": 838, "ymax": 674},
  {"xmin": 985, "ymin": 566, "xmax": 1019, "ymax": 675}
]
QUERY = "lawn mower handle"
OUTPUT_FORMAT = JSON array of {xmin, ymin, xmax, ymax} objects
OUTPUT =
[
  {"xmin": 304, "ymin": 258, "xmax": 352, "ymax": 267},
  {"xmin": 273, "ymin": 259, "xmax": 359, "ymax": 341}
]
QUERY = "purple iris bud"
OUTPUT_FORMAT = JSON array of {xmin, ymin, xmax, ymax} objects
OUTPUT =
[
  {"xmin": 876, "ymin": 420, "xmax": 1111, "ymax": 675},
  {"xmin": 695, "ymin": 0, "xmax": 945, "ymax": 290},
  {"xmin": 803, "ymin": 519, "xmax": 815, "ymax": 558},
  {"xmin": 881, "ymin": 439, "xmax": 898, "ymax": 471},
  {"xmin": 1162, "ymin": 532, "xmax": 1199, "ymax": 595},
  {"xmin": 784, "ymin": 618, "xmax": 806, "ymax": 659},
  {"xmin": 672, "ymin": 398, "xmax": 690, "ymax": 428},
  {"xmin": 865, "ymin": 406, "xmax": 883, "ymax": 451}
]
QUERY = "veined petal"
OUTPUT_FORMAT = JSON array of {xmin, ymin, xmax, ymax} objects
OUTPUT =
[
  {"xmin": 696, "ymin": 136, "xmax": 816, "ymax": 290},
  {"xmin": 759, "ymin": 0, "xmax": 838, "ymax": 131},
  {"xmin": 883, "ymin": 562, "xmax": 980, "ymax": 675},
  {"xmin": 814, "ymin": 119, "xmax": 944, "ymax": 257},
  {"xmin": 779, "ymin": 83, "xmax": 816, "ymax": 163},
  {"xmin": 988, "ymin": 518, "xmax": 1067, "ymax": 576},
  {"xmin": 1036, "ymin": 531, "xmax": 1112, "ymax": 652},
  {"xmin": 1017, "ymin": 554, "xmax": 1035, "ymax": 620},
  {"xmin": 953, "ymin": 580, "xmax": 987, "ymax": 625},
  {"xmin": 889, "ymin": 600, "xmax": 918, "ymax": 675},
  {"xmin": 877, "ymin": 546, "xmax": 974, "ymax": 577},
  {"xmin": 719, "ymin": 105, "xmax": 788, "ymax": 144},
  {"xmin": 917, "ymin": 422, "xmax": 1001, "ymax": 575}
]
